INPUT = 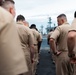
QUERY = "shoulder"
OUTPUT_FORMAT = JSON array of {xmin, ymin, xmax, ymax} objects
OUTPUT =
[
  {"xmin": 0, "ymin": 7, "xmax": 14, "ymax": 31},
  {"xmin": 60, "ymin": 23, "xmax": 70, "ymax": 28},
  {"xmin": 31, "ymin": 29, "xmax": 36, "ymax": 33},
  {"xmin": 17, "ymin": 23, "xmax": 28, "ymax": 30},
  {"xmin": 0, "ymin": 7, "xmax": 13, "ymax": 22},
  {"xmin": 69, "ymin": 19, "xmax": 76, "ymax": 31},
  {"xmin": 58, "ymin": 23, "xmax": 70, "ymax": 31}
]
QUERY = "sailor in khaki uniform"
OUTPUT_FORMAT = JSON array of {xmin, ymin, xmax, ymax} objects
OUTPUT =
[
  {"xmin": 67, "ymin": 11, "xmax": 76, "ymax": 75},
  {"xmin": 47, "ymin": 29, "xmax": 56, "ymax": 63},
  {"xmin": 0, "ymin": 1, "xmax": 28, "ymax": 75},
  {"xmin": 30, "ymin": 24, "xmax": 42, "ymax": 75},
  {"xmin": 16, "ymin": 15, "xmax": 35, "ymax": 75},
  {"xmin": 47, "ymin": 29, "xmax": 53, "ymax": 45},
  {"xmin": 38, "ymin": 32, "xmax": 42, "ymax": 54},
  {"xmin": 47, "ymin": 27, "xmax": 57, "ymax": 45},
  {"xmin": 49, "ymin": 14, "xmax": 73, "ymax": 75}
]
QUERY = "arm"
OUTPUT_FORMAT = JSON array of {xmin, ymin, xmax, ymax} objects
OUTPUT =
[
  {"xmin": 49, "ymin": 38, "xmax": 61, "ymax": 56},
  {"xmin": 38, "ymin": 32, "xmax": 42, "ymax": 53},
  {"xmin": 49, "ymin": 38, "xmax": 57, "ymax": 53},
  {"xmin": 29, "ymin": 30, "xmax": 35, "ymax": 63},
  {"xmin": 67, "ymin": 31, "xmax": 76, "ymax": 58},
  {"xmin": 30, "ymin": 45, "xmax": 35, "ymax": 63},
  {"xmin": 49, "ymin": 27, "xmax": 62, "ymax": 56}
]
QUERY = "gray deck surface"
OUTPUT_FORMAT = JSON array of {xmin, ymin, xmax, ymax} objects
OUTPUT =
[{"xmin": 36, "ymin": 38, "xmax": 56, "ymax": 75}]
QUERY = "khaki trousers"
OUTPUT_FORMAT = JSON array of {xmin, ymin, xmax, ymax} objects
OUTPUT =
[
  {"xmin": 73, "ymin": 64, "xmax": 76, "ymax": 75},
  {"xmin": 25, "ymin": 55, "xmax": 32, "ymax": 75},
  {"xmin": 55, "ymin": 52, "xmax": 73, "ymax": 75},
  {"xmin": 32, "ymin": 46, "xmax": 38, "ymax": 75}
]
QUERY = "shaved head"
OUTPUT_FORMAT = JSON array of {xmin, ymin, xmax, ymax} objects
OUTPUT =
[{"xmin": 0, "ymin": 0, "xmax": 16, "ymax": 17}]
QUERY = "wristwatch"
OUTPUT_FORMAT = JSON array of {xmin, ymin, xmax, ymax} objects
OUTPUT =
[
  {"xmin": 53, "ymin": 52, "xmax": 57, "ymax": 55},
  {"xmin": 68, "ymin": 53, "xmax": 75, "ymax": 58}
]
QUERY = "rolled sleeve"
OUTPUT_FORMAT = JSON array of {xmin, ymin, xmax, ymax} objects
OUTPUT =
[
  {"xmin": 50, "ymin": 27, "xmax": 61, "ymax": 41},
  {"xmin": 69, "ymin": 27, "xmax": 76, "ymax": 32}
]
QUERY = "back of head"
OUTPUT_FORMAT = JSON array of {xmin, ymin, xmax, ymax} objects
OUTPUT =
[
  {"xmin": 74, "ymin": 11, "xmax": 76, "ymax": 18},
  {"xmin": 0, "ymin": 0, "xmax": 15, "ymax": 17},
  {"xmin": 0, "ymin": 0, "xmax": 15, "ymax": 8},
  {"xmin": 57, "ymin": 14, "xmax": 67, "ymax": 20},
  {"xmin": 16, "ymin": 14, "xmax": 25, "ymax": 22},
  {"xmin": 30, "ymin": 24, "xmax": 36, "ymax": 29},
  {"xmin": 24, "ymin": 21, "xmax": 29, "ymax": 27},
  {"xmin": 57, "ymin": 14, "xmax": 67, "ymax": 25},
  {"xmin": 71, "ymin": 11, "xmax": 76, "ymax": 27}
]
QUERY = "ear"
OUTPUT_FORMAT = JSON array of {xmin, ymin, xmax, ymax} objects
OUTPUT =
[
  {"xmin": 9, "ymin": 7, "xmax": 16, "ymax": 17},
  {"xmin": 9, "ymin": 7, "xmax": 13, "ymax": 14},
  {"xmin": 62, "ymin": 19, "xmax": 64, "ymax": 23}
]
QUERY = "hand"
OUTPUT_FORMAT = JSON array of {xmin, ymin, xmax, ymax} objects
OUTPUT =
[
  {"xmin": 70, "ymin": 57, "xmax": 76, "ymax": 64},
  {"xmin": 54, "ymin": 51, "xmax": 62, "ymax": 56},
  {"xmin": 68, "ymin": 51, "xmax": 75, "ymax": 58},
  {"xmin": 56, "ymin": 51, "xmax": 62, "ymax": 56}
]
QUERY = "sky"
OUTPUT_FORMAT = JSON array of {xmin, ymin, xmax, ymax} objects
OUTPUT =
[{"xmin": 15, "ymin": 0, "xmax": 76, "ymax": 33}]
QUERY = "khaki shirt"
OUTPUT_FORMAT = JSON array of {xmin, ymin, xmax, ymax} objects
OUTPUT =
[
  {"xmin": 50, "ymin": 23, "xmax": 71, "ymax": 51},
  {"xmin": 47, "ymin": 31, "xmax": 53, "ymax": 38},
  {"xmin": 17, "ymin": 22, "xmax": 34, "ymax": 56},
  {"xmin": 30, "ymin": 29, "xmax": 42, "ymax": 45},
  {"xmin": 69, "ymin": 18, "xmax": 76, "ymax": 31},
  {"xmin": 0, "ymin": 7, "xmax": 28, "ymax": 75}
]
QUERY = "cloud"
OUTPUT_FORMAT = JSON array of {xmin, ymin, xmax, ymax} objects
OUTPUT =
[{"xmin": 15, "ymin": 0, "xmax": 76, "ymax": 33}]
